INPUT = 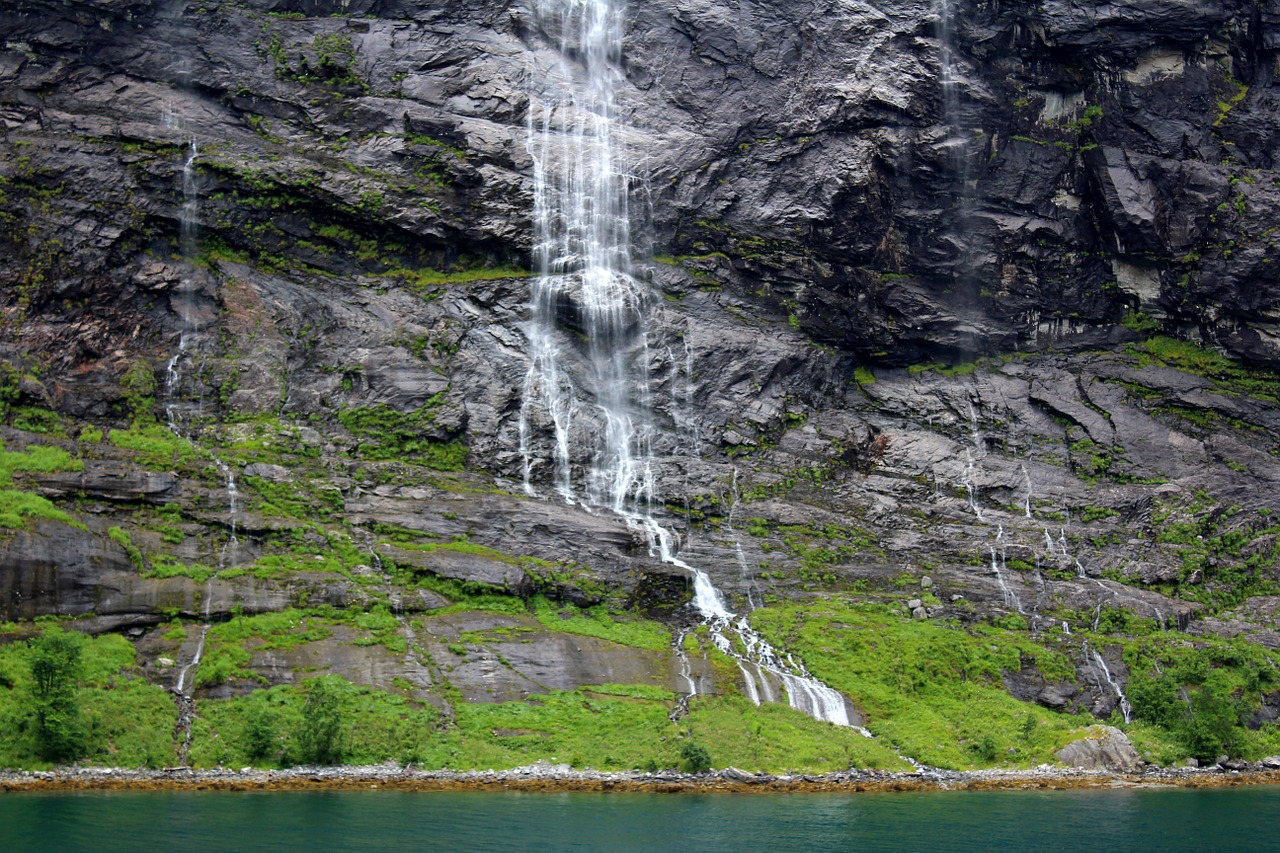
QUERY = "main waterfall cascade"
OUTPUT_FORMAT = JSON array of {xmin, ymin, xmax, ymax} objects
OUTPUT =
[{"xmin": 519, "ymin": 0, "xmax": 857, "ymax": 728}]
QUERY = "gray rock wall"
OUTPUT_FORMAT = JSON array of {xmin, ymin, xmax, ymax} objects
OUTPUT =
[{"xmin": 2, "ymin": 0, "xmax": 1280, "ymax": 730}]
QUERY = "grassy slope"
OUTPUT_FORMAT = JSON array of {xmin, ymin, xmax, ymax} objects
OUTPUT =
[{"xmin": 3, "ymin": 337, "xmax": 1280, "ymax": 770}]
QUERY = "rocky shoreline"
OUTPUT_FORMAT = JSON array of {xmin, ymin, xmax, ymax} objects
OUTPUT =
[{"xmin": 3, "ymin": 762, "xmax": 1280, "ymax": 796}]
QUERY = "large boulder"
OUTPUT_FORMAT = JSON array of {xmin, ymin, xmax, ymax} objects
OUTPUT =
[{"xmin": 1055, "ymin": 726, "xmax": 1144, "ymax": 773}]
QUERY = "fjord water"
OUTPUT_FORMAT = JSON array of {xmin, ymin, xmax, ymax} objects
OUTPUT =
[{"xmin": 5, "ymin": 787, "xmax": 1278, "ymax": 852}]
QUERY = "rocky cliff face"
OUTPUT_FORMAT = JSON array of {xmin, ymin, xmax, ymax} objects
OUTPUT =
[{"xmin": 2, "ymin": 0, "xmax": 1280, "ymax": 770}]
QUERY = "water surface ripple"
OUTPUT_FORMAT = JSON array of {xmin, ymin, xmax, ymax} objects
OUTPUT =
[{"xmin": 3, "ymin": 787, "xmax": 1278, "ymax": 852}]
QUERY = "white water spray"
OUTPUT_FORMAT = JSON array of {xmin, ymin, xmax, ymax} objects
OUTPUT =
[
  {"xmin": 175, "ymin": 577, "xmax": 214, "ymax": 695},
  {"xmin": 1087, "ymin": 642, "xmax": 1133, "ymax": 724},
  {"xmin": 990, "ymin": 525, "xmax": 1022, "ymax": 613},
  {"xmin": 519, "ymin": 0, "xmax": 854, "ymax": 727},
  {"xmin": 165, "ymin": 140, "xmax": 201, "ymax": 433},
  {"xmin": 214, "ymin": 457, "xmax": 239, "ymax": 570},
  {"xmin": 1020, "ymin": 463, "xmax": 1033, "ymax": 518},
  {"xmin": 520, "ymin": 0, "xmax": 648, "ymax": 509}
]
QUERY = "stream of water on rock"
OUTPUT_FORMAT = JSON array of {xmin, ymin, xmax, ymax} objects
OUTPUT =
[
  {"xmin": 165, "ymin": 140, "xmax": 200, "ymax": 432},
  {"xmin": 163, "ymin": 135, "xmax": 239, "ymax": 699},
  {"xmin": 960, "ymin": 381, "xmax": 1134, "ymax": 719},
  {"xmin": 518, "ymin": 0, "xmax": 854, "ymax": 727}
]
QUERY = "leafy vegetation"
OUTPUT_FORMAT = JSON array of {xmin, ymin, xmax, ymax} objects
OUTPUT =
[
  {"xmin": 0, "ymin": 490, "xmax": 77, "ymax": 529},
  {"xmin": 296, "ymin": 675, "xmax": 349, "ymax": 764},
  {"xmin": 0, "ymin": 442, "xmax": 84, "ymax": 529},
  {"xmin": 1142, "ymin": 499, "xmax": 1280, "ymax": 611},
  {"xmin": 0, "ymin": 627, "xmax": 174, "ymax": 768},
  {"xmin": 189, "ymin": 680, "xmax": 442, "ymax": 768},
  {"xmin": 3, "ymin": 332, "xmax": 1280, "ymax": 777},
  {"xmin": 750, "ymin": 599, "xmax": 1086, "ymax": 769},
  {"xmin": 1121, "ymin": 630, "xmax": 1280, "ymax": 763},
  {"xmin": 531, "ymin": 597, "xmax": 671, "ymax": 651},
  {"xmin": 108, "ymin": 424, "xmax": 204, "ymax": 468},
  {"xmin": 679, "ymin": 740, "xmax": 711, "ymax": 772},
  {"xmin": 28, "ymin": 627, "xmax": 86, "ymax": 761},
  {"xmin": 338, "ymin": 396, "xmax": 466, "ymax": 468}
]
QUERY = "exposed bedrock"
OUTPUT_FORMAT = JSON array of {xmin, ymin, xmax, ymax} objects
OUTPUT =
[{"xmin": 1, "ymin": 0, "xmax": 1279, "ymax": 741}]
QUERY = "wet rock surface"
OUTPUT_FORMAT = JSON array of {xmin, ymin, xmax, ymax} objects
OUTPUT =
[{"xmin": 0, "ymin": 0, "xmax": 1279, "ymax": 767}]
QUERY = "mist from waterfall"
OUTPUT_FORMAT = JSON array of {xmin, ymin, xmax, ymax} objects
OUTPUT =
[{"xmin": 520, "ymin": 0, "xmax": 857, "ymax": 728}]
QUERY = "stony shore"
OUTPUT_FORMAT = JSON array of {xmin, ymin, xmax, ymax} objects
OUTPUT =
[{"xmin": 3, "ymin": 763, "xmax": 1280, "ymax": 795}]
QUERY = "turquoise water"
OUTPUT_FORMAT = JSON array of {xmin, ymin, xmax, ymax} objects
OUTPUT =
[{"xmin": 3, "ymin": 786, "xmax": 1278, "ymax": 851}]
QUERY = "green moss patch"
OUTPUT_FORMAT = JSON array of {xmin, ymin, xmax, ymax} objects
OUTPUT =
[{"xmin": 749, "ymin": 600, "xmax": 1086, "ymax": 769}]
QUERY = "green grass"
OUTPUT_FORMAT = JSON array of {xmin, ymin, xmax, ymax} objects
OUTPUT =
[
  {"xmin": 191, "ymin": 681, "xmax": 792, "ymax": 772},
  {"xmin": 0, "ymin": 490, "xmax": 78, "ymax": 529},
  {"xmin": 189, "ymin": 681, "xmax": 445, "ymax": 768},
  {"xmin": 9, "ymin": 406, "xmax": 65, "ymax": 436},
  {"xmin": 410, "ymin": 579, "xmax": 528, "ymax": 616},
  {"xmin": 1130, "ymin": 336, "xmax": 1279, "ymax": 402},
  {"xmin": 195, "ymin": 609, "xmax": 340, "ymax": 687},
  {"xmin": 144, "ymin": 556, "xmax": 215, "ymax": 583},
  {"xmin": 338, "ymin": 398, "xmax": 466, "ymax": 468},
  {"xmin": 448, "ymin": 688, "xmax": 906, "ymax": 773},
  {"xmin": 395, "ymin": 538, "xmax": 528, "ymax": 565},
  {"xmin": 245, "ymin": 476, "xmax": 344, "ymax": 521},
  {"xmin": 531, "ymin": 597, "xmax": 672, "ymax": 651},
  {"xmin": 215, "ymin": 417, "xmax": 323, "ymax": 467},
  {"xmin": 748, "ymin": 599, "xmax": 1085, "ymax": 769},
  {"xmin": 0, "ymin": 629, "xmax": 176, "ymax": 768},
  {"xmin": 0, "ymin": 443, "xmax": 85, "ymax": 529},
  {"xmin": 0, "ymin": 443, "xmax": 82, "ymax": 484},
  {"xmin": 108, "ymin": 424, "xmax": 204, "ymax": 468},
  {"xmin": 451, "ymin": 687, "xmax": 674, "ymax": 770},
  {"xmin": 191, "ymin": 604, "xmax": 420, "ymax": 689},
  {"xmin": 382, "ymin": 265, "xmax": 531, "ymax": 291},
  {"xmin": 684, "ymin": 695, "xmax": 908, "ymax": 772}
]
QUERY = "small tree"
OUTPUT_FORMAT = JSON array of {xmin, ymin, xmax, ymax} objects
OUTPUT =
[
  {"xmin": 1181, "ymin": 682, "xmax": 1241, "ymax": 762},
  {"xmin": 28, "ymin": 627, "xmax": 85, "ymax": 762},
  {"xmin": 243, "ymin": 698, "xmax": 278, "ymax": 762},
  {"xmin": 1128, "ymin": 671, "xmax": 1183, "ymax": 729},
  {"xmin": 296, "ymin": 676, "xmax": 347, "ymax": 765},
  {"xmin": 680, "ymin": 740, "xmax": 711, "ymax": 773}
]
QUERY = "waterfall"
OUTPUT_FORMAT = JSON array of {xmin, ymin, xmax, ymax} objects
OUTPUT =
[
  {"xmin": 725, "ymin": 468, "xmax": 760, "ymax": 611},
  {"xmin": 1019, "ymin": 463, "xmax": 1033, "ymax": 518},
  {"xmin": 175, "ymin": 577, "xmax": 214, "ymax": 695},
  {"xmin": 675, "ymin": 630, "xmax": 698, "ymax": 695},
  {"xmin": 165, "ymin": 140, "xmax": 200, "ymax": 433},
  {"xmin": 520, "ymin": 0, "xmax": 857, "ymax": 728},
  {"xmin": 520, "ymin": 0, "xmax": 648, "ymax": 509},
  {"xmin": 937, "ymin": 0, "xmax": 961, "ymax": 138},
  {"xmin": 180, "ymin": 140, "xmax": 200, "ymax": 258},
  {"xmin": 990, "ymin": 525, "xmax": 1022, "ymax": 614},
  {"xmin": 961, "ymin": 449, "xmax": 983, "ymax": 520},
  {"xmin": 214, "ymin": 456, "xmax": 239, "ymax": 570},
  {"xmin": 936, "ymin": 0, "xmax": 969, "ymax": 187},
  {"xmin": 1087, "ymin": 642, "xmax": 1133, "ymax": 725},
  {"xmin": 936, "ymin": 0, "xmax": 981, "ymax": 297}
]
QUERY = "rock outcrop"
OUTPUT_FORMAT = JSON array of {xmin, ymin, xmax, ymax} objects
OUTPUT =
[
  {"xmin": 1056, "ymin": 726, "xmax": 1145, "ymax": 773},
  {"xmin": 1, "ymin": 0, "xmax": 1279, "ymax": 768}
]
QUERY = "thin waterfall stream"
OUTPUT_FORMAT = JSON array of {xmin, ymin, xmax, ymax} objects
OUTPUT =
[
  {"xmin": 519, "ymin": 0, "xmax": 857, "ymax": 728},
  {"xmin": 165, "ymin": 140, "xmax": 199, "ymax": 433},
  {"xmin": 163, "ymin": 133, "xmax": 240, "ymax": 706}
]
